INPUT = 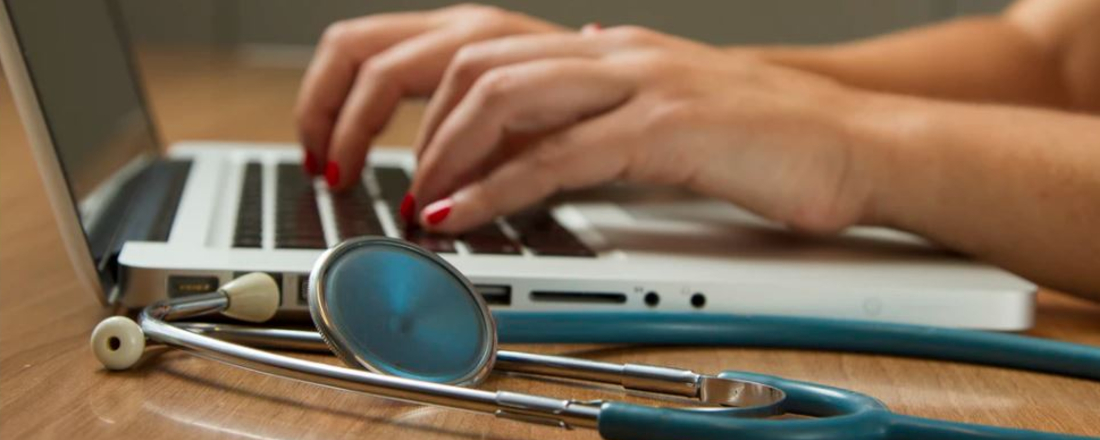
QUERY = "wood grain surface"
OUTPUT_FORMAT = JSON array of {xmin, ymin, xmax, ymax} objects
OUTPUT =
[{"xmin": 2, "ymin": 48, "xmax": 1099, "ymax": 439}]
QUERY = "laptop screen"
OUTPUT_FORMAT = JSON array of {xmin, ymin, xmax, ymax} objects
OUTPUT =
[{"xmin": 4, "ymin": 0, "xmax": 158, "ymax": 211}]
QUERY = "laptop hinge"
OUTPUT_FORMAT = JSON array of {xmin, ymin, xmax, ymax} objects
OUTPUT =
[{"xmin": 88, "ymin": 159, "xmax": 193, "ymax": 296}]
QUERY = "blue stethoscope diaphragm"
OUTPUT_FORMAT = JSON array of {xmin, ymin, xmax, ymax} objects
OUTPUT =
[{"xmin": 307, "ymin": 237, "xmax": 497, "ymax": 386}]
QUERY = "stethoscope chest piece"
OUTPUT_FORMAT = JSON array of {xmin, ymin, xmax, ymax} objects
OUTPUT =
[{"xmin": 308, "ymin": 237, "xmax": 497, "ymax": 386}]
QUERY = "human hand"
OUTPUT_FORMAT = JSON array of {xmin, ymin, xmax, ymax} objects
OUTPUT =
[
  {"xmin": 295, "ymin": 4, "xmax": 564, "ymax": 190},
  {"xmin": 410, "ymin": 26, "xmax": 878, "ymax": 234}
]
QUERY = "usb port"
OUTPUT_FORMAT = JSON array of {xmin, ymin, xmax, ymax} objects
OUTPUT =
[
  {"xmin": 167, "ymin": 275, "xmax": 219, "ymax": 297},
  {"xmin": 530, "ymin": 291, "xmax": 627, "ymax": 304},
  {"xmin": 298, "ymin": 274, "xmax": 311, "ymax": 305},
  {"xmin": 475, "ymin": 284, "xmax": 512, "ymax": 306}
]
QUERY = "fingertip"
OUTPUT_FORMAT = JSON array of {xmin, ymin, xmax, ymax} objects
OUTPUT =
[
  {"xmin": 303, "ymin": 150, "xmax": 320, "ymax": 175},
  {"xmin": 421, "ymin": 198, "xmax": 453, "ymax": 227},
  {"xmin": 399, "ymin": 193, "xmax": 417, "ymax": 224},
  {"xmin": 325, "ymin": 161, "xmax": 341, "ymax": 188}
]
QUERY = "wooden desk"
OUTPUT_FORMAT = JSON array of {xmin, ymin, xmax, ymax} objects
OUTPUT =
[{"xmin": 3, "ymin": 49, "xmax": 1099, "ymax": 439}]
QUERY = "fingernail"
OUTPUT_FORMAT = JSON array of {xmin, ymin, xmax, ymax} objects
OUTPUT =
[
  {"xmin": 303, "ymin": 150, "xmax": 318, "ymax": 175},
  {"xmin": 399, "ymin": 193, "xmax": 416, "ymax": 223},
  {"xmin": 581, "ymin": 22, "xmax": 602, "ymax": 35},
  {"xmin": 423, "ymin": 199, "xmax": 453, "ymax": 226},
  {"xmin": 325, "ymin": 161, "xmax": 340, "ymax": 187}
]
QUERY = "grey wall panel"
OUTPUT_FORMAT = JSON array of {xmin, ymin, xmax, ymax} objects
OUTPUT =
[
  {"xmin": 952, "ymin": 0, "xmax": 1013, "ymax": 15},
  {"xmin": 117, "ymin": 0, "xmax": 1016, "ymax": 47},
  {"xmin": 116, "ymin": 0, "xmax": 221, "ymax": 45},
  {"xmin": 233, "ymin": 0, "xmax": 946, "ymax": 46}
]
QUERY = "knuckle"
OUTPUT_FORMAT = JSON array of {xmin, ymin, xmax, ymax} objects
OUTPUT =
[
  {"xmin": 617, "ymin": 52, "xmax": 672, "ymax": 77},
  {"xmin": 470, "ymin": 68, "xmax": 517, "ymax": 105},
  {"xmin": 449, "ymin": 44, "xmax": 493, "ymax": 85},
  {"xmin": 469, "ymin": 4, "xmax": 509, "ymax": 21},
  {"xmin": 320, "ymin": 20, "xmax": 358, "ymax": 50},
  {"xmin": 450, "ymin": 3, "xmax": 508, "ymax": 24},
  {"xmin": 607, "ymin": 25, "xmax": 657, "ymax": 45},
  {"xmin": 358, "ymin": 58, "xmax": 398, "ymax": 84}
]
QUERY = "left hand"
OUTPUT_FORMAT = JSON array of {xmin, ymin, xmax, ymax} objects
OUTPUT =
[{"xmin": 410, "ymin": 26, "xmax": 877, "ymax": 234}]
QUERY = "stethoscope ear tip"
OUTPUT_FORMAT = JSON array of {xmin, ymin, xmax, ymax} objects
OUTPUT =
[
  {"xmin": 91, "ymin": 316, "xmax": 145, "ymax": 370},
  {"xmin": 219, "ymin": 272, "xmax": 280, "ymax": 323}
]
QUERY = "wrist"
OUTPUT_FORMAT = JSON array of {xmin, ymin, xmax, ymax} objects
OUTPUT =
[{"xmin": 837, "ymin": 89, "xmax": 941, "ymax": 231}]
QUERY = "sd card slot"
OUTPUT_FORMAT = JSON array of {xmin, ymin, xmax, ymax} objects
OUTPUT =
[
  {"xmin": 529, "ymin": 291, "xmax": 627, "ymax": 304},
  {"xmin": 475, "ymin": 284, "xmax": 512, "ymax": 306}
]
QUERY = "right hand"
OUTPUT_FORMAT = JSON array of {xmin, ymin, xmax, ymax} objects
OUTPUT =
[{"xmin": 295, "ymin": 4, "xmax": 565, "ymax": 190}]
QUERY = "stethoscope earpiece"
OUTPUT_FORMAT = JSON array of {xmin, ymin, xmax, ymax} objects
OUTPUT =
[
  {"xmin": 219, "ymin": 272, "xmax": 280, "ymax": 323},
  {"xmin": 91, "ymin": 316, "xmax": 145, "ymax": 370}
]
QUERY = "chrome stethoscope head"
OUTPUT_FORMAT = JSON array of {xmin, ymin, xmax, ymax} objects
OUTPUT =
[{"xmin": 308, "ymin": 237, "xmax": 497, "ymax": 386}]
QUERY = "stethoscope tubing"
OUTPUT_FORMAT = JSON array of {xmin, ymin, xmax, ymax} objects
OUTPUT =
[
  {"xmin": 598, "ymin": 370, "xmax": 1097, "ymax": 440},
  {"xmin": 494, "ymin": 312, "xmax": 1100, "ymax": 381}
]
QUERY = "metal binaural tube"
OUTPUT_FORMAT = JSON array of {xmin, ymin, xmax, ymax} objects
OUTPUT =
[
  {"xmin": 141, "ymin": 304, "xmax": 601, "ymax": 429},
  {"xmin": 172, "ymin": 322, "xmax": 783, "ymax": 407},
  {"xmin": 175, "ymin": 322, "xmax": 703, "ymax": 396},
  {"xmin": 154, "ymin": 292, "xmax": 229, "ymax": 321}
]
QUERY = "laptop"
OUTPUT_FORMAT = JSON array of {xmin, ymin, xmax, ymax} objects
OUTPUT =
[{"xmin": 0, "ymin": 0, "xmax": 1036, "ymax": 329}]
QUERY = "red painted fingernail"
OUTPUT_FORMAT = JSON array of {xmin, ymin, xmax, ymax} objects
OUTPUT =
[
  {"xmin": 423, "ymin": 199, "xmax": 453, "ymax": 226},
  {"xmin": 581, "ymin": 22, "xmax": 602, "ymax": 34},
  {"xmin": 399, "ymin": 193, "xmax": 416, "ymax": 223},
  {"xmin": 303, "ymin": 150, "xmax": 318, "ymax": 175},
  {"xmin": 325, "ymin": 161, "xmax": 340, "ymax": 187}
]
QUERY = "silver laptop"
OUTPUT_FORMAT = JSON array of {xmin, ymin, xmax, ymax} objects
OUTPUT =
[{"xmin": 0, "ymin": 0, "xmax": 1036, "ymax": 329}]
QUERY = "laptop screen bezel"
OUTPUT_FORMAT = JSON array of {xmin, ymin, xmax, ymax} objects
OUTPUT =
[{"xmin": 0, "ymin": 0, "xmax": 165, "ymax": 304}]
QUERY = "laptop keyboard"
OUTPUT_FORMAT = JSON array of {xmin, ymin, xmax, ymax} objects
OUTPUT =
[{"xmin": 233, "ymin": 162, "xmax": 595, "ymax": 257}]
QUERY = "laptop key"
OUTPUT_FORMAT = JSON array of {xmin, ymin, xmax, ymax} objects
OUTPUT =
[
  {"xmin": 373, "ymin": 166, "xmax": 412, "ymax": 230},
  {"xmin": 374, "ymin": 166, "xmax": 411, "ymax": 204},
  {"xmin": 462, "ymin": 223, "xmax": 521, "ymax": 255},
  {"xmin": 233, "ymin": 162, "xmax": 264, "ymax": 248},
  {"xmin": 405, "ymin": 229, "xmax": 456, "ymax": 253},
  {"xmin": 275, "ymin": 164, "xmax": 326, "ymax": 249},
  {"xmin": 507, "ymin": 208, "xmax": 596, "ymax": 257},
  {"xmin": 332, "ymin": 183, "xmax": 384, "ymax": 239}
]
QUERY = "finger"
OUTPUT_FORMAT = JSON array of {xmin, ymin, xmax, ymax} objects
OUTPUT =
[
  {"xmin": 295, "ymin": 13, "xmax": 437, "ymax": 173},
  {"xmin": 419, "ymin": 111, "xmax": 634, "ymax": 233},
  {"xmin": 324, "ymin": 27, "xmax": 484, "ymax": 190},
  {"xmin": 411, "ymin": 59, "xmax": 634, "ymax": 205},
  {"xmin": 414, "ymin": 32, "xmax": 609, "ymax": 158}
]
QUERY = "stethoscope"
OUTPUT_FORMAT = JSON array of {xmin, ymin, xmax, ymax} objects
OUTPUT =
[{"xmin": 90, "ymin": 237, "xmax": 1100, "ymax": 440}]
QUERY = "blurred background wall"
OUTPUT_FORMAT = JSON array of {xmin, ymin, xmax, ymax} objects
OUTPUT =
[{"xmin": 117, "ymin": 0, "xmax": 1014, "ymax": 51}]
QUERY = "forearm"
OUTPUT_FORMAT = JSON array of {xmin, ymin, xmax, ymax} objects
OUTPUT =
[
  {"xmin": 737, "ymin": 16, "xmax": 1068, "ymax": 108},
  {"xmin": 849, "ymin": 92, "xmax": 1100, "ymax": 301}
]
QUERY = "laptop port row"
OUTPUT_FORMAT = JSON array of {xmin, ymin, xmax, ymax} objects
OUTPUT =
[
  {"xmin": 167, "ymin": 274, "xmax": 701, "ymax": 310},
  {"xmin": 166, "ymin": 273, "xmax": 284, "ymax": 306}
]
